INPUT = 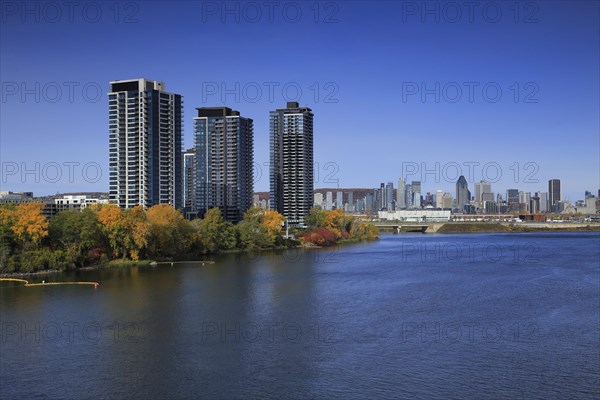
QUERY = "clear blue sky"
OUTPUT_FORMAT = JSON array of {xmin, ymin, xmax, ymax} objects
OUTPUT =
[{"xmin": 1, "ymin": 1, "xmax": 598, "ymax": 202}]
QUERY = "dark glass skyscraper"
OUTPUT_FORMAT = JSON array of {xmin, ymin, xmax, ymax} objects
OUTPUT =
[
  {"xmin": 548, "ymin": 179, "xmax": 561, "ymax": 212},
  {"xmin": 507, "ymin": 189, "xmax": 520, "ymax": 212},
  {"xmin": 182, "ymin": 148, "xmax": 196, "ymax": 218},
  {"xmin": 386, "ymin": 182, "xmax": 394, "ymax": 210},
  {"xmin": 379, "ymin": 183, "xmax": 385, "ymax": 210},
  {"xmin": 269, "ymin": 102, "xmax": 314, "ymax": 227},
  {"xmin": 507, "ymin": 189, "xmax": 519, "ymax": 204},
  {"xmin": 456, "ymin": 175, "xmax": 469, "ymax": 211},
  {"xmin": 108, "ymin": 79, "xmax": 182, "ymax": 209},
  {"xmin": 194, "ymin": 107, "xmax": 253, "ymax": 222}
]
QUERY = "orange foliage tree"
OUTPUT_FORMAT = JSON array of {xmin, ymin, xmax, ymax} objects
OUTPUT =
[
  {"xmin": 97, "ymin": 204, "xmax": 149, "ymax": 260},
  {"xmin": 11, "ymin": 203, "xmax": 48, "ymax": 249},
  {"xmin": 262, "ymin": 210, "xmax": 285, "ymax": 241},
  {"xmin": 323, "ymin": 209, "xmax": 345, "ymax": 238}
]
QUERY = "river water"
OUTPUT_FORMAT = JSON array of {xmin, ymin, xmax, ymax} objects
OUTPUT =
[{"xmin": 1, "ymin": 232, "xmax": 599, "ymax": 399}]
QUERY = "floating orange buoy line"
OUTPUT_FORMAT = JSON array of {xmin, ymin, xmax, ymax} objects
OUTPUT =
[
  {"xmin": 0, "ymin": 278, "xmax": 99, "ymax": 288},
  {"xmin": 154, "ymin": 261, "xmax": 215, "ymax": 265}
]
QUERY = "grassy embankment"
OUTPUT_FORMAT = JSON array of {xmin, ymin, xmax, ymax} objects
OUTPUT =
[{"xmin": 434, "ymin": 223, "xmax": 600, "ymax": 233}]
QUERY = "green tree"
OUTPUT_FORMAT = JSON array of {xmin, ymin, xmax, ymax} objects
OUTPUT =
[
  {"xmin": 48, "ymin": 208, "xmax": 105, "ymax": 252},
  {"xmin": 237, "ymin": 207, "xmax": 273, "ymax": 250},
  {"xmin": 0, "ymin": 205, "xmax": 17, "ymax": 270},
  {"xmin": 192, "ymin": 208, "xmax": 238, "ymax": 253},
  {"xmin": 306, "ymin": 207, "xmax": 327, "ymax": 228}
]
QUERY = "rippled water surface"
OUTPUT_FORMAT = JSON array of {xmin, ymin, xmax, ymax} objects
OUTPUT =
[{"xmin": 1, "ymin": 232, "xmax": 599, "ymax": 399}]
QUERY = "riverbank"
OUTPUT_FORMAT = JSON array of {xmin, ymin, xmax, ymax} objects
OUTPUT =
[
  {"xmin": 0, "ymin": 260, "xmax": 146, "ymax": 278},
  {"xmin": 1, "ymin": 239, "xmax": 379, "ymax": 277},
  {"xmin": 0, "ymin": 238, "xmax": 380, "ymax": 278},
  {"xmin": 432, "ymin": 222, "xmax": 600, "ymax": 233},
  {"xmin": 0, "ymin": 269, "xmax": 64, "ymax": 279}
]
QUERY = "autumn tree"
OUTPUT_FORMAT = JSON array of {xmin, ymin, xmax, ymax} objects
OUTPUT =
[
  {"xmin": 299, "ymin": 227, "xmax": 338, "ymax": 246},
  {"xmin": 97, "ymin": 204, "xmax": 125, "ymax": 258},
  {"xmin": 323, "ymin": 209, "xmax": 346, "ymax": 238},
  {"xmin": 122, "ymin": 206, "xmax": 150, "ymax": 261},
  {"xmin": 261, "ymin": 210, "xmax": 285, "ymax": 241},
  {"xmin": 11, "ymin": 202, "xmax": 48, "ymax": 249},
  {"xmin": 146, "ymin": 204, "xmax": 193, "ymax": 258},
  {"xmin": 97, "ymin": 205, "xmax": 149, "ymax": 260}
]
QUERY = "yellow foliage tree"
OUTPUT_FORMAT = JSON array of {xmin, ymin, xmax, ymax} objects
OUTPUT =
[
  {"xmin": 124, "ymin": 206, "xmax": 149, "ymax": 261},
  {"xmin": 97, "ymin": 204, "xmax": 122, "ymax": 228},
  {"xmin": 146, "ymin": 204, "xmax": 191, "ymax": 257},
  {"xmin": 323, "ymin": 209, "xmax": 345, "ymax": 237},
  {"xmin": 97, "ymin": 204, "xmax": 150, "ymax": 260},
  {"xmin": 96, "ymin": 204, "xmax": 125, "ymax": 258},
  {"xmin": 11, "ymin": 203, "xmax": 48, "ymax": 248},
  {"xmin": 146, "ymin": 204, "xmax": 182, "ymax": 227},
  {"xmin": 261, "ymin": 210, "xmax": 285, "ymax": 241},
  {"xmin": 0, "ymin": 207, "xmax": 15, "ymax": 227}
]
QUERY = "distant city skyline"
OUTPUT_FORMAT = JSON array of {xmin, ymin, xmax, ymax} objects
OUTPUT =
[{"xmin": 302, "ymin": 176, "xmax": 599, "ymax": 216}]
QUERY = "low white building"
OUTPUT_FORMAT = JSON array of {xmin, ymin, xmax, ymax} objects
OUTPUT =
[
  {"xmin": 378, "ymin": 210, "xmax": 451, "ymax": 222},
  {"xmin": 55, "ymin": 195, "xmax": 109, "ymax": 210}
]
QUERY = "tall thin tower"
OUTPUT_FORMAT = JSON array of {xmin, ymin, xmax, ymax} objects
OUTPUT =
[
  {"xmin": 194, "ymin": 107, "xmax": 253, "ymax": 222},
  {"xmin": 456, "ymin": 175, "xmax": 469, "ymax": 211},
  {"xmin": 548, "ymin": 179, "xmax": 561, "ymax": 212},
  {"xmin": 270, "ymin": 102, "xmax": 314, "ymax": 227},
  {"xmin": 108, "ymin": 79, "xmax": 182, "ymax": 209}
]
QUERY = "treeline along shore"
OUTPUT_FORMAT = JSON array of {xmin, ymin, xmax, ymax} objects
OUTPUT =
[{"xmin": 0, "ymin": 204, "xmax": 378, "ymax": 275}]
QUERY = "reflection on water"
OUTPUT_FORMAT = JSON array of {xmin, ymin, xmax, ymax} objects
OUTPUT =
[{"xmin": 1, "ymin": 233, "xmax": 599, "ymax": 399}]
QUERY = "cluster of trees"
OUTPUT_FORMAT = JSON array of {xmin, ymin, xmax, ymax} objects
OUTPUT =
[
  {"xmin": 0, "ymin": 204, "xmax": 287, "ymax": 273},
  {"xmin": 300, "ymin": 208, "xmax": 379, "ymax": 246},
  {"xmin": 0, "ymin": 203, "xmax": 378, "ymax": 274}
]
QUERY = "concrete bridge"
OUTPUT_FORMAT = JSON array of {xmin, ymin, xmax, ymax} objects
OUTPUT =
[{"xmin": 373, "ymin": 222, "xmax": 439, "ymax": 233}]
